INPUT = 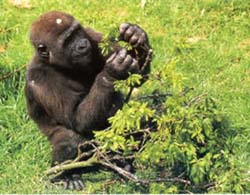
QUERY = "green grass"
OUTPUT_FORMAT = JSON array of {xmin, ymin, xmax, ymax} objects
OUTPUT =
[{"xmin": 0, "ymin": 0, "xmax": 250, "ymax": 193}]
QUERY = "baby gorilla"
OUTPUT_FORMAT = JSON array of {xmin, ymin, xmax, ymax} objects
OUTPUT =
[{"xmin": 25, "ymin": 11, "xmax": 151, "ymax": 190}]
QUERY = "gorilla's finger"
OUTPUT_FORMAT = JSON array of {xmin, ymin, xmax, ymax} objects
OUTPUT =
[
  {"xmin": 73, "ymin": 180, "xmax": 85, "ymax": 190},
  {"xmin": 62, "ymin": 181, "xmax": 68, "ymax": 189},
  {"xmin": 78, "ymin": 180, "xmax": 85, "ymax": 190},
  {"xmin": 106, "ymin": 52, "xmax": 117, "ymax": 64},
  {"xmin": 133, "ymin": 36, "xmax": 145, "ymax": 48},
  {"xmin": 119, "ymin": 23, "xmax": 130, "ymax": 35},
  {"xmin": 53, "ymin": 180, "xmax": 68, "ymax": 189},
  {"xmin": 69, "ymin": 174, "xmax": 85, "ymax": 190},
  {"xmin": 119, "ymin": 48, "xmax": 127, "ymax": 57},
  {"xmin": 128, "ymin": 59, "xmax": 139, "ymax": 74},
  {"xmin": 122, "ymin": 54, "xmax": 133, "ymax": 69},
  {"xmin": 124, "ymin": 26, "xmax": 136, "ymax": 41},
  {"xmin": 67, "ymin": 181, "xmax": 74, "ymax": 190},
  {"xmin": 72, "ymin": 180, "xmax": 80, "ymax": 190},
  {"xmin": 115, "ymin": 49, "xmax": 127, "ymax": 63},
  {"xmin": 129, "ymin": 34, "xmax": 139, "ymax": 45}
]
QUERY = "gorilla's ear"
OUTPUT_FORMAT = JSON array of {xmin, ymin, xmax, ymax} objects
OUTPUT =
[{"xmin": 38, "ymin": 44, "xmax": 49, "ymax": 61}]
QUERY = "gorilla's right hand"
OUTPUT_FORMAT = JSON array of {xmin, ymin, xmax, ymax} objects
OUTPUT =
[{"xmin": 104, "ymin": 49, "xmax": 139, "ymax": 80}]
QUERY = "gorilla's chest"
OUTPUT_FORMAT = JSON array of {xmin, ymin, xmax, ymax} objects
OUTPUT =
[
  {"xmin": 56, "ymin": 74, "xmax": 92, "ymax": 106},
  {"xmin": 46, "ymin": 74, "xmax": 93, "ymax": 126}
]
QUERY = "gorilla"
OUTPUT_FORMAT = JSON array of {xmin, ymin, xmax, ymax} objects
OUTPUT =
[{"xmin": 25, "ymin": 11, "xmax": 151, "ymax": 190}]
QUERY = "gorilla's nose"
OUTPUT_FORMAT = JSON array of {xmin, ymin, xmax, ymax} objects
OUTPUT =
[{"xmin": 76, "ymin": 39, "xmax": 89, "ymax": 53}]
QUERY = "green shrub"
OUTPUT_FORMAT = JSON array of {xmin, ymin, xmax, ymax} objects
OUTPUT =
[{"xmin": 95, "ymin": 59, "xmax": 245, "ymax": 193}]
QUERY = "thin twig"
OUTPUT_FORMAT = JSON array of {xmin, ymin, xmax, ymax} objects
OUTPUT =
[
  {"xmin": 134, "ymin": 87, "xmax": 193, "ymax": 102},
  {"xmin": 77, "ymin": 140, "xmax": 97, "ymax": 149},
  {"xmin": 124, "ymin": 128, "xmax": 150, "ymax": 137},
  {"xmin": 73, "ymin": 149, "xmax": 97, "ymax": 162},
  {"xmin": 90, "ymin": 143, "xmax": 149, "ymax": 185},
  {"xmin": 186, "ymin": 93, "xmax": 207, "ymax": 107},
  {"xmin": 125, "ymin": 86, "xmax": 134, "ymax": 103},
  {"xmin": 179, "ymin": 87, "xmax": 194, "ymax": 96},
  {"xmin": 141, "ymin": 48, "xmax": 153, "ymax": 72},
  {"xmin": 99, "ymin": 160, "xmax": 149, "ymax": 185},
  {"xmin": 0, "ymin": 64, "xmax": 26, "ymax": 81},
  {"xmin": 149, "ymin": 177, "xmax": 191, "ymax": 185},
  {"xmin": 134, "ymin": 93, "xmax": 172, "ymax": 101},
  {"xmin": 192, "ymin": 182, "xmax": 216, "ymax": 190},
  {"xmin": 100, "ymin": 158, "xmax": 191, "ymax": 186},
  {"xmin": 109, "ymin": 155, "xmax": 135, "ymax": 161},
  {"xmin": 45, "ymin": 155, "xmax": 98, "ymax": 176},
  {"xmin": 102, "ymin": 179, "xmax": 120, "ymax": 194},
  {"xmin": 125, "ymin": 47, "xmax": 153, "ymax": 103}
]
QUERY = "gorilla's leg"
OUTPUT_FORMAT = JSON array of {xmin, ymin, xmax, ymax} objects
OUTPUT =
[{"xmin": 48, "ymin": 127, "xmax": 85, "ymax": 190}]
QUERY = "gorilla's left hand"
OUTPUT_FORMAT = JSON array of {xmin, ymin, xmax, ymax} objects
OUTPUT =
[{"xmin": 119, "ymin": 23, "xmax": 149, "ymax": 49}]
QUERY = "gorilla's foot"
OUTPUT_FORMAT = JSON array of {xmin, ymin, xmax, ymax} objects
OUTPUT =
[{"xmin": 51, "ymin": 173, "xmax": 85, "ymax": 191}]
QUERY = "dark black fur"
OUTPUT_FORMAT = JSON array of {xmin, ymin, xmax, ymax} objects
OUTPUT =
[{"xmin": 25, "ymin": 11, "xmax": 151, "ymax": 190}]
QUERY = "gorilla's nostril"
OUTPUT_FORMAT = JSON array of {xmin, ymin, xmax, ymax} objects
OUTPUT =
[
  {"xmin": 77, "ymin": 39, "xmax": 89, "ymax": 51},
  {"xmin": 78, "ymin": 45, "xmax": 86, "ymax": 50}
]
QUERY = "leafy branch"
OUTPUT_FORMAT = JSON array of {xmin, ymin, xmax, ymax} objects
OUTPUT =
[{"xmin": 45, "ymin": 139, "xmax": 191, "ymax": 186}]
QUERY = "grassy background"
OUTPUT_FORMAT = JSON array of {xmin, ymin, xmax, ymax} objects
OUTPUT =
[{"xmin": 0, "ymin": 0, "xmax": 249, "ymax": 193}]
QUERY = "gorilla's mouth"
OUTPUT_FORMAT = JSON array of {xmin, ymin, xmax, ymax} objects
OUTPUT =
[
  {"xmin": 73, "ymin": 48, "xmax": 90, "ymax": 57},
  {"xmin": 72, "ymin": 45, "xmax": 92, "ymax": 59},
  {"xmin": 71, "ymin": 48, "xmax": 92, "ymax": 64}
]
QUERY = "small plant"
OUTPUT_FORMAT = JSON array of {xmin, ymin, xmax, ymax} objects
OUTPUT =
[{"xmin": 94, "ymin": 59, "xmax": 233, "ymax": 193}]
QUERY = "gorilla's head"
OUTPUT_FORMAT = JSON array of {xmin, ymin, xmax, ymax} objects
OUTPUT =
[{"xmin": 30, "ymin": 11, "xmax": 93, "ymax": 68}]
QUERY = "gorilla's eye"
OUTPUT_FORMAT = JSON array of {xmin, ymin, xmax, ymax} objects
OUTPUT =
[{"xmin": 38, "ymin": 44, "xmax": 47, "ymax": 52}]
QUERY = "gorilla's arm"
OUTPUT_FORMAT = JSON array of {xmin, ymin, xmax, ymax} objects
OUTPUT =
[
  {"xmin": 74, "ymin": 49, "xmax": 139, "ymax": 134},
  {"xmin": 73, "ymin": 24, "xmax": 152, "ymax": 133},
  {"xmin": 74, "ymin": 72, "xmax": 119, "ymax": 132},
  {"xmin": 25, "ymin": 65, "xmax": 117, "ymax": 134}
]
